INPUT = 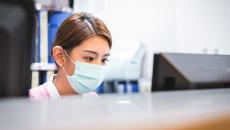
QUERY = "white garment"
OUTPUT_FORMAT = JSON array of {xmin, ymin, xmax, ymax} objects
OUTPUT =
[{"xmin": 29, "ymin": 74, "xmax": 97, "ymax": 100}]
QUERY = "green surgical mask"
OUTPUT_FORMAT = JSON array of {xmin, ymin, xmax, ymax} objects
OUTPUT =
[{"xmin": 63, "ymin": 51, "xmax": 104, "ymax": 94}]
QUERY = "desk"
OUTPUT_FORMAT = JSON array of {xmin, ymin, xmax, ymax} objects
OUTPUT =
[{"xmin": 0, "ymin": 88, "xmax": 230, "ymax": 130}]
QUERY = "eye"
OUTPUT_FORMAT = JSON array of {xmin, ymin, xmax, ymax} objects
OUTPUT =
[
  {"xmin": 84, "ymin": 57, "xmax": 95, "ymax": 62},
  {"xmin": 102, "ymin": 58, "xmax": 109, "ymax": 64}
]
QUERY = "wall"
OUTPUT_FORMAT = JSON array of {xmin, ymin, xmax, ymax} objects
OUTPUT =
[
  {"xmin": 74, "ymin": 0, "xmax": 230, "ymax": 80},
  {"xmin": 175, "ymin": 0, "xmax": 230, "ymax": 54}
]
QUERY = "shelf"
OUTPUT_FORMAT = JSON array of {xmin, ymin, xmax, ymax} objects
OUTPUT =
[
  {"xmin": 31, "ymin": 63, "xmax": 57, "ymax": 71},
  {"xmin": 35, "ymin": 0, "xmax": 72, "ymax": 13}
]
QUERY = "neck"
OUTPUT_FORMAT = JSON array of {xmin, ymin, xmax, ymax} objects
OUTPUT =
[{"xmin": 53, "ymin": 71, "xmax": 78, "ymax": 96}]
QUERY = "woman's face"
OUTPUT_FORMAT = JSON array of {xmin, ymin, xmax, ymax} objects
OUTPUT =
[{"xmin": 64, "ymin": 36, "xmax": 110, "ymax": 75}]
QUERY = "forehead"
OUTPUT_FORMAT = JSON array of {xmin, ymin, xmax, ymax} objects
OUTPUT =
[{"xmin": 71, "ymin": 36, "xmax": 110, "ymax": 55}]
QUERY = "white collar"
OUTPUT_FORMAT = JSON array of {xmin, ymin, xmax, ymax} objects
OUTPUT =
[{"xmin": 45, "ymin": 74, "xmax": 61, "ymax": 99}]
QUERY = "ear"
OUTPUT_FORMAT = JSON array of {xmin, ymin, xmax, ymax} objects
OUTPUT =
[{"xmin": 52, "ymin": 46, "xmax": 66, "ymax": 67}]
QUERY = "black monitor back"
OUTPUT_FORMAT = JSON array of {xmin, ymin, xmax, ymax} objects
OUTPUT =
[
  {"xmin": 0, "ymin": 0, "xmax": 35, "ymax": 97},
  {"xmin": 151, "ymin": 53, "xmax": 230, "ymax": 91}
]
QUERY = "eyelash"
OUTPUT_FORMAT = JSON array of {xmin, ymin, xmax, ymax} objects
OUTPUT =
[
  {"xmin": 84, "ymin": 57, "xmax": 94, "ymax": 62},
  {"xmin": 83, "ymin": 57, "xmax": 109, "ymax": 64},
  {"xmin": 102, "ymin": 59, "xmax": 109, "ymax": 63}
]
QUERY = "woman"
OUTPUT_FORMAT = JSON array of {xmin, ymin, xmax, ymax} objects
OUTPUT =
[{"xmin": 29, "ymin": 12, "xmax": 112, "ymax": 100}]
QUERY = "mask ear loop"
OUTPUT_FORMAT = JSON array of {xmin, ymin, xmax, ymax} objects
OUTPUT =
[
  {"xmin": 61, "ymin": 49, "xmax": 70, "ymax": 76},
  {"xmin": 63, "ymin": 49, "xmax": 75, "ymax": 64},
  {"xmin": 62, "ymin": 66, "xmax": 69, "ymax": 76},
  {"xmin": 61, "ymin": 49, "xmax": 77, "ymax": 76}
]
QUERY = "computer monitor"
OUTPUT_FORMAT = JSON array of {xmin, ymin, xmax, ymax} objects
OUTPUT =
[
  {"xmin": 151, "ymin": 53, "xmax": 230, "ymax": 91},
  {"xmin": 0, "ymin": 0, "xmax": 35, "ymax": 97}
]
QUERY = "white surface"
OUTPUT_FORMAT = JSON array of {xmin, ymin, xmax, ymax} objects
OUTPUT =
[
  {"xmin": 31, "ymin": 63, "xmax": 57, "ymax": 71},
  {"xmin": 104, "ymin": 42, "xmax": 146, "ymax": 80},
  {"xmin": 0, "ymin": 88, "xmax": 230, "ymax": 130}
]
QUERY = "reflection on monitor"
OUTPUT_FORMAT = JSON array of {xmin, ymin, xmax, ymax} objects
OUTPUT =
[
  {"xmin": 151, "ymin": 53, "xmax": 230, "ymax": 91},
  {"xmin": 0, "ymin": 0, "xmax": 35, "ymax": 97}
]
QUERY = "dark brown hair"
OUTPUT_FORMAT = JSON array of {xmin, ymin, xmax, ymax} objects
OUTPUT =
[{"xmin": 52, "ymin": 12, "xmax": 112, "ymax": 54}]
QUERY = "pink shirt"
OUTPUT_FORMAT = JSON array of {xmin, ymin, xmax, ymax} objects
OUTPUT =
[{"xmin": 29, "ymin": 75, "xmax": 98, "ymax": 100}]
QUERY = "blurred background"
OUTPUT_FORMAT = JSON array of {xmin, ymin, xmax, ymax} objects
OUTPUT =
[
  {"xmin": 31, "ymin": 0, "xmax": 230, "ymax": 94},
  {"xmin": 74, "ymin": 0, "xmax": 230, "ymax": 79},
  {"xmin": 1, "ymin": 0, "xmax": 230, "ymax": 96}
]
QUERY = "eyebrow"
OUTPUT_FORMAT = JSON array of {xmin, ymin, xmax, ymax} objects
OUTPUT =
[{"xmin": 83, "ymin": 50, "xmax": 110, "ymax": 57}]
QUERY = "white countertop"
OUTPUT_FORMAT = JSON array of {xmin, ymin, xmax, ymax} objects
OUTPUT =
[{"xmin": 0, "ymin": 88, "xmax": 230, "ymax": 130}]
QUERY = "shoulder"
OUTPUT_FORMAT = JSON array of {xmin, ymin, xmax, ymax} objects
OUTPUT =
[
  {"xmin": 29, "ymin": 74, "xmax": 61, "ymax": 100},
  {"xmin": 29, "ymin": 82, "xmax": 51, "ymax": 100}
]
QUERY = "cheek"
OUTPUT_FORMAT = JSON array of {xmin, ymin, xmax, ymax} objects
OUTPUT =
[
  {"xmin": 66, "ymin": 56, "xmax": 83, "ymax": 75},
  {"xmin": 70, "ymin": 51, "xmax": 82, "ymax": 62},
  {"xmin": 65, "ymin": 60, "xmax": 76, "ymax": 75},
  {"xmin": 76, "ymin": 57, "xmax": 87, "ymax": 62}
]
